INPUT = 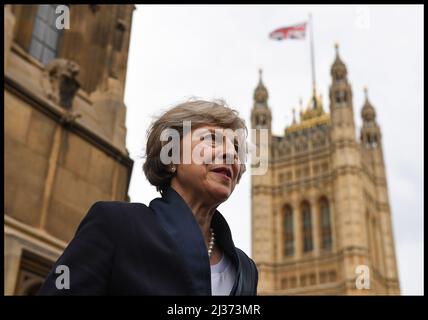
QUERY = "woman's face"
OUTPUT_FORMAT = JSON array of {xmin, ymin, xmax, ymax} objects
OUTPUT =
[{"xmin": 172, "ymin": 124, "xmax": 242, "ymax": 206}]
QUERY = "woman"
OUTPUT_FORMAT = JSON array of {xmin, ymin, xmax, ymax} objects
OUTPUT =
[{"xmin": 38, "ymin": 99, "xmax": 258, "ymax": 295}]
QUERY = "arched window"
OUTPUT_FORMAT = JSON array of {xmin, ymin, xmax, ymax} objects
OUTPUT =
[
  {"xmin": 335, "ymin": 90, "xmax": 347, "ymax": 105},
  {"xmin": 301, "ymin": 201, "xmax": 313, "ymax": 252},
  {"xmin": 366, "ymin": 134, "xmax": 378, "ymax": 148},
  {"xmin": 28, "ymin": 5, "xmax": 65, "ymax": 64},
  {"xmin": 14, "ymin": 250, "xmax": 54, "ymax": 295},
  {"xmin": 283, "ymin": 205, "xmax": 294, "ymax": 256},
  {"xmin": 320, "ymin": 197, "xmax": 332, "ymax": 251}
]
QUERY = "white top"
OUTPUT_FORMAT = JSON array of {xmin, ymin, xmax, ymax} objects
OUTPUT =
[{"xmin": 210, "ymin": 253, "xmax": 237, "ymax": 295}]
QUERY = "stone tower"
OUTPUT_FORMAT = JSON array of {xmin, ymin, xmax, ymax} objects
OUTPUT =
[
  {"xmin": 250, "ymin": 69, "xmax": 274, "ymax": 292},
  {"xmin": 250, "ymin": 44, "xmax": 400, "ymax": 295},
  {"xmin": 359, "ymin": 87, "xmax": 400, "ymax": 293},
  {"xmin": 4, "ymin": 5, "xmax": 135, "ymax": 295}
]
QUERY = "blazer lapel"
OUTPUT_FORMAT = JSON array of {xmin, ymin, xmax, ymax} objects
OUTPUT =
[{"xmin": 149, "ymin": 187, "xmax": 211, "ymax": 295}]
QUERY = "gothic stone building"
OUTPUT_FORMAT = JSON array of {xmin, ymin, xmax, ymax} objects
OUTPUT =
[
  {"xmin": 251, "ymin": 44, "xmax": 400, "ymax": 295},
  {"xmin": 4, "ymin": 5, "xmax": 135, "ymax": 295}
]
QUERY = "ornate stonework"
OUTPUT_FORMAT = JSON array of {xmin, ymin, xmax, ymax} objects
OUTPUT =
[
  {"xmin": 251, "ymin": 45, "xmax": 400, "ymax": 295},
  {"xmin": 41, "ymin": 58, "xmax": 80, "ymax": 109},
  {"xmin": 4, "ymin": 5, "xmax": 135, "ymax": 295}
]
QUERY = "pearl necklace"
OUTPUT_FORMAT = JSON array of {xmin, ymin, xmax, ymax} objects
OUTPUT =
[{"xmin": 208, "ymin": 228, "xmax": 215, "ymax": 258}]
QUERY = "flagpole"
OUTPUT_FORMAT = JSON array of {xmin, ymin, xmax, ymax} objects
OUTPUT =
[{"xmin": 309, "ymin": 12, "xmax": 317, "ymax": 108}]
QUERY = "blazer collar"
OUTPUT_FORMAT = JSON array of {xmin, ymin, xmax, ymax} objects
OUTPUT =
[{"xmin": 149, "ymin": 186, "xmax": 239, "ymax": 295}]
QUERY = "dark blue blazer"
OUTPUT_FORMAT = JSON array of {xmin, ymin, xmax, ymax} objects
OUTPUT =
[{"xmin": 38, "ymin": 187, "xmax": 258, "ymax": 295}]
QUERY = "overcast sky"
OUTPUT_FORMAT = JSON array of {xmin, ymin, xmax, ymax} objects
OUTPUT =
[{"xmin": 123, "ymin": 5, "xmax": 423, "ymax": 295}]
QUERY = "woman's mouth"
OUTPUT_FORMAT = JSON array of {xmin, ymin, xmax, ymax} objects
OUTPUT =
[{"xmin": 210, "ymin": 166, "xmax": 232, "ymax": 180}]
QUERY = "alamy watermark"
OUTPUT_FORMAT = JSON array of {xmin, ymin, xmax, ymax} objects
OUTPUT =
[
  {"xmin": 55, "ymin": 264, "xmax": 70, "ymax": 290},
  {"xmin": 158, "ymin": 121, "xmax": 269, "ymax": 175},
  {"xmin": 355, "ymin": 265, "xmax": 370, "ymax": 290},
  {"xmin": 355, "ymin": 6, "xmax": 370, "ymax": 30},
  {"xmin": 37, "ymin": 5, "xmax": 70, "ymax": 30}
]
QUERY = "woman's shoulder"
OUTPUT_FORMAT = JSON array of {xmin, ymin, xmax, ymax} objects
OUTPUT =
[
  {"xmin": 234, "ymin": 247, "xmax": 259, "ymax": 295},
  {"xmin": 89, "ymin": 200, "xmax": 151, "ymax": 214},
  {"xmin": 80, "ymin": 201, "xmax": 155, "ymax": 233},
  {"xmin": 234, "ymin": 248, "xmax": 258, "ymax": 276},
  {"xmin": 86, "ymin": 200, "xmax": 152, "ymax": 218},
  {"xmin": 234, "ymin": 247, "xmax": 256, "ymax": 265}
]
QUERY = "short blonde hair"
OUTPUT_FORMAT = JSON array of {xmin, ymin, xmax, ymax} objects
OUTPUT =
[{"xmin": 143, "ymin": 99, "xmax": 247, "ymax": 193}]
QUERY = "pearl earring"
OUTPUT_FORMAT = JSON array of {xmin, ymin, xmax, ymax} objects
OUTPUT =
[{"xmin": 171, "ymin": 166, "xmax": 176, "ymax": 173}]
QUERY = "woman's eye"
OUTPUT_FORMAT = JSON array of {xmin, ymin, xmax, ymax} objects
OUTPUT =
[
  {"xmin": 200, "ymin": 133, "xmax": 217, "ymax": 143},
  {"xmin": 200, "ymin": 133, "xmax": 210, "ymax": 140}
]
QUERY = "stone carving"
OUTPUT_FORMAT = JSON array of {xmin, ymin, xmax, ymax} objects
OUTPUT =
[
  {"xmin": 59, "ymin": 111, "xmax": 82, "ymax": 126},
  {"xmin": 41, "ymin": 58, "xmax": 80, "ymax": 110}
]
